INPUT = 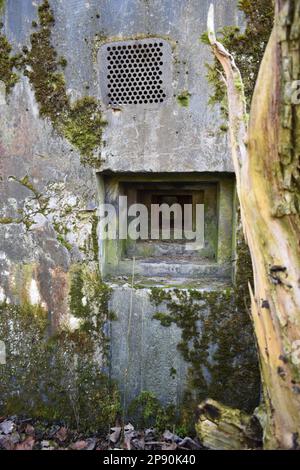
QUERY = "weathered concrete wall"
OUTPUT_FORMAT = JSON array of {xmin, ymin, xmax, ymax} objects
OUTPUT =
[
  {"xmin": 0, "ymin": 0, "xmax": 259, "ymax": 426},
  {"xmin": 109, "ymin": 286, "xmax": 189, "ymax": 408},
  {"xmin": 2, "ymin": 0, "xmax": 239, "ymax": 175},
  {"xmin": 109, "ymin": 279, "xmax": 260, "ymax": 417},
  {"xmin": 0, "ymin": 0, "xmax": 239, "ymax": 319},
  {"xmin": 93, "ymin": 0, "xmax": 239, "ymax": 173},
  {"xmin": 0, "ymin": 82, "xmax": 98, "ymax": 323}
]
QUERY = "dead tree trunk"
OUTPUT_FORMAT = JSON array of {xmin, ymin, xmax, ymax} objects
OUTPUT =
[{"xmin": 207, "ymin": 1, "xmax": 300, "ymax": 449}]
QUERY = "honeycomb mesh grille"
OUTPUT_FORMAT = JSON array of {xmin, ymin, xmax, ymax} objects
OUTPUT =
[{"xmin": 102, "ymin": 39, "xmax": 169, "ymax": 106}]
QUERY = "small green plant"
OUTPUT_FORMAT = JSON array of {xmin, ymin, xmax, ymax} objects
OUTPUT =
[{"xmin": 128, "ymin": 391, "xmax": 176, "ymax": 432}]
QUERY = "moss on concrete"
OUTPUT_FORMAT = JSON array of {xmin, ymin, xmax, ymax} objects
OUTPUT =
[
  {"xmin": 0, "ymin": 217, "xmax": 22, "ymax": 224},
  {"xmin": 177, "ymin": 90, "xmax": 191, "ymax": 107},
  {"xmin": 0, "ymin": 265, "xmax": 120, "ymax": 432},
  {"xmin": 150, "ymin": 220, "xmax": 259, "ymax": 433},
  {"xmin": 0, "ymin": 24, "xmax": 23, "ymax": 94},
  {"xmin": 201, "ymin": 0, "xmax": 274, "ymax": 118},
  {"xmin": 24, "ymin": 3, "xmax": 68, "ymax": 122},
  {"xmin": 128, "ymin": 387, "xmax": 191, "ymax": 436},
  {"xmin": 22, "ymin": 1, "xmax": 107, "ymax": 166},
  {"xmin": 91, "ymin": 213, "xmax": 99, "ymax": 262},
  {"xmin": 128, "ymin": 391, "xmax": 177, "ymax": 433},
  {"xmin": 69, "ymin": 264, "xmax": 115, "ymax": 347},
  {"xmin": 63, "ymin": 97, "xmax": 107, "ymax": 166},
  {"xmin": 56, "ymin": 233, "xmax": 72, "ymax": 251},
  {"xmin": 151, "ymin": 285, "xmax": 260, "ymax": 433},
  {"xmin": 0, "ymin": 233, "xmax": 118, "ymax": 430}
]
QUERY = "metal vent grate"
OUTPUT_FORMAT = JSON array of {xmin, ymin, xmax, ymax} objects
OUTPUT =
[{"xmin": 99, "ymin": 38, "xmax": 171, "ymax": 106}]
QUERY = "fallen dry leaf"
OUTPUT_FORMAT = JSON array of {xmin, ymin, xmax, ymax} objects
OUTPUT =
[
  {"xmin": 0, "ymin": 436, "xmax": 16, "ymax": 450},
  {"xmin": 0, "ymin": 420, "xmax": 14, "ymax": 435},
  {"xmin": 55, "ymin": 426, "xmax": 68, "ymax": 442},
  {"xmin": 70, "ymin": 440, "xmax": 87, "ymax": 450},
  {"xmin": 25, "ymin": 424, "xmax": 35, "ymax": 436},
  {"xmin": 15, "ymin": 436, "xmax": 35, "ymax": 451},
  {"xmin": 162, "ymin": 442, "xmax": 178, "ymax": 450},
  {"xmin": 109, "ymin": 426, "xmax": 121, "ymax": 444}
]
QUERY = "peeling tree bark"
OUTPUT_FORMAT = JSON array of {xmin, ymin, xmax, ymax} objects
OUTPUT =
[{"xmin": 207, "ymin": 2, "xmax": 300, "ymax": 449}]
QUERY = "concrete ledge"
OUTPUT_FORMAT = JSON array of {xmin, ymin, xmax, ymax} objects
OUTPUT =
[{"xmin": 114, "ymin": 259, "xmax": 232, "ymax": 279}]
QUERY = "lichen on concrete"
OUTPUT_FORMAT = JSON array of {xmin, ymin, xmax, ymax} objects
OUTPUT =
[
  {"xmin": 0, "ymin": 175, "xmax": 47, "ymax": 231},
  {"xmin": 0, "ymin": 175, "xmax": 99, "ymax": 256}
]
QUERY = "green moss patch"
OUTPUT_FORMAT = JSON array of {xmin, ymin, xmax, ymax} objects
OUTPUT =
[
  {"xmin": 63, "ymin": 97, "xmax": 107, "ymax": 166},
  {"xmin": 151, "ymin": 286, "xmax": 260, "ymax": 433},
  {"xmin": 0, "ymin": 217, "xmax": 22, "ymax": 224},
  {"xmin": 177, "ymin": 90, "xmax": 191, "ymax": 107},
  {"xmin": 24, "ymin": 6, "xmax": 68, "ymax": 121},
  {"xmin": 150, "ymin": 224, "xmax": 259, "ymax": 433},
  {"xmin": 69, "ymin": 264, "xmax": 115, "ymax": 352},
  {"xmin": 128, "ymin": 391, "xmax": 177, "ymax": 434},
  {"xmin": 201, "ymin": 0, "xmax": 274, "ymax": 119},
  {"xmin": 0, "ymin": 26, "xmax": 23, "ymax": 94},
  {"xmin": 0, "ymin": 266, "xmax": 120, "ymax": 432},
  {"xmin": 22, "ymin": 1, "xmax": 106, "ymax": 166}
]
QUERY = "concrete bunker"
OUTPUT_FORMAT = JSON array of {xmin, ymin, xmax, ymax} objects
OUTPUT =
[
  {"xmin": 91, "ymin": 9, "xmax": 257, "ymax": 414},
  {"xmin": 0, "ymin": 0, "xmax": 260, "ymax": 428},
  {"xmin": 98, "ymin": 172, "xmax": 235, "ymax": 282},
  {"xmin": 97, "ymin": 172, "xmax": 237, "ymax": 409}
]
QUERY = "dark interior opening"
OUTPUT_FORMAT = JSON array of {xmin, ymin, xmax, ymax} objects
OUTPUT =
[{"xmin": 120, "ymin": 181, "xmax": 216, "ymax": 260}]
